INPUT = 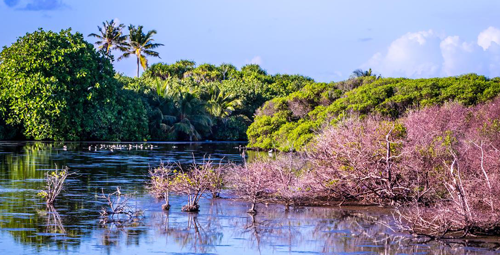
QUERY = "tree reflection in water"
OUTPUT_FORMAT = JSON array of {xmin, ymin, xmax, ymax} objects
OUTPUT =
[
  {"xmin": 41, "ymin": 205, "xmax": 66, "ymax": 235},
  {"xmin": 151, "ymin": 210, "xmax": 223, "ymax": 254},
  {"xmin": 99, "ymin": 218, "xmax": 147, "ymax": 250}
]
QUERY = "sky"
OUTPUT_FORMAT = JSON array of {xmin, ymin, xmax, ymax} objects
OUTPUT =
[{"xmin": 1, "ymin": 0, "xmax": 500, "ymax": 82}]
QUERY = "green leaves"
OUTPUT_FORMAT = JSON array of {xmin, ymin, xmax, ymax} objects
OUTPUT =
[
  {"xmin": 0, "ymin": 28, "xmax": 148, "ymax": 141},
  {"xmin": 118, "ymin": 25, "xmax": 164, "ymax": 77},
  {"xmin": 88, "ymin": 19, "xmax": 128, "ymax": 57}
]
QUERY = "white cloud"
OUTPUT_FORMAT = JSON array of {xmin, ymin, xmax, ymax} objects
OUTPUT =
[
  {"xmin": 248, "ymin": 56, "xmax": 263, "ymax": 65},
  {"xmin": 478, "ymin": 26, "xmax": 500, "ymax": 51},
  {"xmin": 362, "ymin": 27, "xmax": 500, "ymax": 78},
  {"xmin": 440, "ymin": 36, "xmax": 486, "ymax": 76},
  {"xmin": 362, "ymin": 30, "xmax": 443, "ymax": 78}
]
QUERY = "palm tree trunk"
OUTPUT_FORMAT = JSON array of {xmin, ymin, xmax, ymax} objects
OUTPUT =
[{"xmin": 136, "ymin": 55, "xmax": 140, "ymax": 77}]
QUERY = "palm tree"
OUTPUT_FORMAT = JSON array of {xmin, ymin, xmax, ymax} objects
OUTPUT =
[
  {"xmin": 88, "ymin": 20, "xmax": 128, "ymax": 59},
  {"xmin": 119, "ymin": 25, "xmax": 164, "ymax": 77},
  {"xmin": 350, "ymin": 68, "xmax": 381, "ymax": 79},
  {"xmin": 156, "ymin": 80, "xmax": 213, "ymax": 141},
  {"xmin": 351, "ymin": 68, "xmax": 373, "ymax": 78},
  {"xmin": 205, "ymin": 84, "xmax": 242, "ymax": 119}
]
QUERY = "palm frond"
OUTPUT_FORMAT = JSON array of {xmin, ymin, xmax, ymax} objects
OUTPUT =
[
  {"xmin": 89, "ymin": 20, "xmax": 128, "ymax": 55},
  {"xmin": 123, "ymin": 24, "xmax": 163, "ymax": 76},
  {"xmin": 144, "ymin": 43, "xmax": 164, "ymax": 50},
  {"xmin": 143, "ymin": 50, "xmax": 160, "ymax": 57},
  {"xmin": 139, "ymin": 54, "xmax": 148, "ymax": 70},
  {"xmin": 88, "ymin": 33, "xmax": 103, "ymax": 39},
  {"xmin": 117, "ymin": 52, "xmax": 132, "ymax": 61},
  {"xmin": 163, "ymin": 115, "xmax": 177, "ymax": 125}
]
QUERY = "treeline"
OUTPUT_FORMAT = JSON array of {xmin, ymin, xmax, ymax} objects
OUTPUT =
[
  {"xmin": 120, "ymin": 61, "xmax": 312, "ymax": 141},
  {"xmin": 0, "ymin": 28, "xmax": 312, "ymax": 141},
  {"xmin": 2, "ymin": 27, "xmax": 500, "ymax": 144},
  {"xmin": 248, "ymin": 74, "xmax": 500, "ymax": 151}
]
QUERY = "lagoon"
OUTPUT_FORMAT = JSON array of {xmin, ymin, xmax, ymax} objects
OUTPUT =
[{"xmin": 0, "ymin": 141, "xmax": 497, "ymax": 255}]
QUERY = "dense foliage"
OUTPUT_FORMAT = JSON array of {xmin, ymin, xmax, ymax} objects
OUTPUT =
[
  {"xmin": 0, "ymin": 29, "xmax": 147, "ymax": 141},
  {"xmin": 247, "ymin": 74, "xmax": 500, "ymax": 151},
  {"xmin": 120, "ymin": 61, "xmax": 313, "ymax": 141},
  {"xmin": 0, "ymin": 27, "xmax": 310, "ymax": 141},
  {"xmin": 307, "ymin": 97, "xmax": 500, "ymax": 236}
]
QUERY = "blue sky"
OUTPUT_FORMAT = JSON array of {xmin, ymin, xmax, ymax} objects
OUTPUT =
[{"xmin": 1, "ymin": 0, "xmax": 500, "ymax": 81}]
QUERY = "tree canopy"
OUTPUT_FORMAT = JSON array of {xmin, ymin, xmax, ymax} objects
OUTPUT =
[
  {"xmin": 88, "ymin": 19, "xmax": 128, "ymax": 59},
  {"xmin": 2, "ymin": 25, "xmax": 499, "ymax": 145},
  {"xmin": 0, "ymin": 29, "xmax": 148, "ymax": 141}
]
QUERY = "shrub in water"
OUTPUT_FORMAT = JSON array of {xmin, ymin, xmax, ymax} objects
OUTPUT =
[{"xmin": 37, "ymin": 166, "xmax": 70, "ymax": 205}]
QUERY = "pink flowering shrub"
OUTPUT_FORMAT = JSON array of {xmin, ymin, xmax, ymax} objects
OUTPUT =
[
  {"xmin": 306, "ymin": 117, "xmax": 414, "ymax": 205},
  {"xmin": 227, "ymin": 154, "xmax": 305, "ymax": 213},
  {"xmin": 398, "ymin": 98, "xmax": 500, "ymax": 236},
  {"xmin": 305, "ymin": 96, "xmax": 500, "ymax": 236},
  {"xmin": 227, "ymin": 96, "xmax": 500, "ymax": 236}
]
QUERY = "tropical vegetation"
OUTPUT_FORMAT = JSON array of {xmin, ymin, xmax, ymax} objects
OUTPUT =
[
  {"xmin": 1, "ymin": 22, "xmax": 500, "ymax": 147},
  {"xmin": 88, "ymin": 19, "xmax": 128, "ymax": 60},
  {"xmin": 118, "ymin": 25, "xmax": 163, "ymax": 77},
  {"xmin": 2, "ymin": 20, "xmax": 500, "ymax": 241},
  {"xmin": 0, "ymin": 26, "xmax": 311, "ymax": 141},
  {"xmin": 0, "ymin": 29, "xmax": 147, "ymax": 141}
]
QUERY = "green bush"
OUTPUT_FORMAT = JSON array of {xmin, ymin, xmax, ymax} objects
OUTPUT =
[
  {"xmin": 0, "ymin": 29, "xmax": 152, "ymax": 141},
  {"xmin": 247, "ymin": 74, "xmax": 500, "ymax": 151},
  {"xmin": 109, "ymin": 89, "xmax": 149, "ymax": 141},
  {"xmin": 0, "ymin": 29, "xmax": 119, "ymax": 140}
]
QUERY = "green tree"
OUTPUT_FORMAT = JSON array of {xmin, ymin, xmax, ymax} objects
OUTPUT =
[
  {"xmin": 156, "ymin": 79, "xmax": 213, "ymax": 141},
  {"xmin": 350, "ymin": 68, "xmax": 379, "ymax": 79},
  {"xmin": 204, "ymin": 83, "xmax": 242, "ymax": 119},
  {"xmin": 144, "ymin": 60, "xmax": 196, "ymax": 80},
  {"xmin": 0, "ymin": 29, "xmax": 120, "ymax": 140},
  {"xmin": 188, "ymin": 63, "xmax": 222, "ymax": 82},
  {"xmin": 119, "ymin": 25, "xmax": 163, "ymax": 77},
  {"xmin": 88, "ymin": 19, "xmax": 128, "ymax": 60},
  {"xmin": 218, "ymin": 63, "xmax": 237, "ymax": 80}
]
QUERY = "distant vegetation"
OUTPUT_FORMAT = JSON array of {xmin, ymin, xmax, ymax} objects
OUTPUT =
[
  {"xmin": 0, "ymin": 26, "xmax": 311, "ymax": 141},
  {"xmin": 145, "ymin": 95, "xmax": 500, "ymax": 238},
  {"xmin": 1, "ymin": 21, "xmax": 500, "ymax": 145}
]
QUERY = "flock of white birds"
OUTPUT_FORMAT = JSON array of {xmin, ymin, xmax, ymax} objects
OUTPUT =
[{"xmin": 62, "ymin": 144, "xmax": 159, "ymax": 152}]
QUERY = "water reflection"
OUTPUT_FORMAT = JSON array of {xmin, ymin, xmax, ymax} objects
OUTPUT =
[
  {"xmin": 41, "ymin": 205, "xmax": 66, "ymax": 235},
  {"xmin": 0, "ymin": 141, "xmax": 498, "ymax": 255}
]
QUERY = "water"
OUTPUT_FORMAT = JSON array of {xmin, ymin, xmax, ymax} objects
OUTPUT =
[{"xmin": 0, "ymin": 141, "xmax": 498, "ymax": 255}]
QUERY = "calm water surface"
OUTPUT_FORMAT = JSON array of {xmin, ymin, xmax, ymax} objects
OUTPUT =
[{"xmin": 0, "ymin": 141, "xmax": 498, "ymax": 255}]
